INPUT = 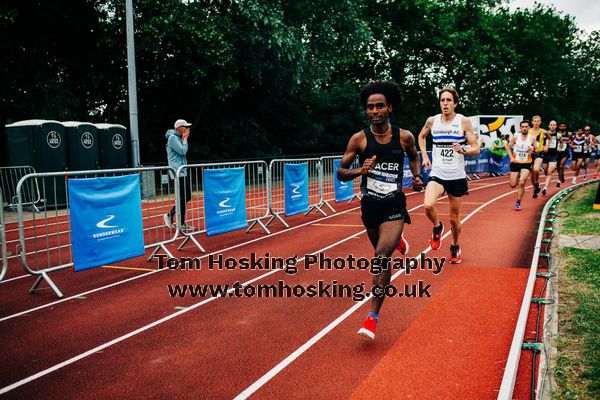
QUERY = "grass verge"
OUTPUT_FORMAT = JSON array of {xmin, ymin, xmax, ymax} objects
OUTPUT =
[
  {"xmin": 559, "ymin": 184, "xmax": 599, "ymax": 235},
  {"xmin": 552, "ymin": 183, "xmax": 600, "ymax": 399}
]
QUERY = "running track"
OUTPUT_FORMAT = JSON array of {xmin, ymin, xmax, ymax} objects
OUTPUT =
[{"xmin": 0, "ymin": 171, "xmax": 589, "ymax": 399}]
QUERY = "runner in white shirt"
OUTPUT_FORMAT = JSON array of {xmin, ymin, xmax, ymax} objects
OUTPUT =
[
  {"xmin": 541, "ymin": 120, "xmax": 559, "ymax": 195},
  {"xmin": 418, "ymin": 88, "xmax": 480, "ymax": 264},
  {"xmin": 571, "ymin": 128, "xmax": 586, "ymax": 184},
  {"xmin": 506, "ymin": 120, "xmax": 534, "ymax": 210},
  {"xmin": 556, "ymin": 122, "xmax": 572, "ymax": 188},
  {"xmin": 582, "ymin": 126, "xmax": 594, "ymax": 180}
]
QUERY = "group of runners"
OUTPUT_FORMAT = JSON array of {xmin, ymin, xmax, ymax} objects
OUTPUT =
[
  {"xmin": 337, "ymin": 80, "xmax": 598, "ymax": 340},
  {"xmin": 507, "ymin": 117, "xmax": 598, "ymax": 211}
]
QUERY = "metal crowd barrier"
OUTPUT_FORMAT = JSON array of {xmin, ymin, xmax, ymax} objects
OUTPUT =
[
  {"xmin": 320, "ymin": 156, "xmax": 361, "ymax": 213},
  {"xmin": 0, "ymin": 189, "xmax": 7, "ymax": 282},
  {"xmin": 266, "ymin": 158, "xmax": 326, "ymax": 228},
  {"xmin": 0, "ymin": 166, "xmax": 43, "ymax": 212},
  {"xmin": 15, "ymin": 166, "xmax": 179, "ymax": 298},
  {"xmin": 175, "ymin": 161, "xmax": 270, "ymax": 252}
]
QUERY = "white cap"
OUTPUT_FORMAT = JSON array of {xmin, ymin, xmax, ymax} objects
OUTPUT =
[{"xmin": 174, "ymin": 119, "xmax": 192, "ymax": 128}]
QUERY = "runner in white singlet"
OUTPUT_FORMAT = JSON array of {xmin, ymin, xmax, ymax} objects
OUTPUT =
[
  {"xmin": 506, "ymin": 120, "xmax": 534, "ymax": 210},
  {"xmin": 541, "ymin": 120, "xmax": 559, "ymax": 195},
  {"xmin": 418, "ymin": 88, "xmax": 480, "ymax": 264}
]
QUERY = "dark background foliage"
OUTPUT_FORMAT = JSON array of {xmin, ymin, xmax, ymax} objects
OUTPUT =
[{"xmin": 2, "ymin": 0, "xmax": 598, "ymax": 164}]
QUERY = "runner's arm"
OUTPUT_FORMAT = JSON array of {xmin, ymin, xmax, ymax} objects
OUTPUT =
[
  {"xmin": 457, "ymin": 117, "xmax": 480, "ymax": 156},
  {"xmin": 418, "ymin": 116, "xmax": 434, "ymax": 168},
  {"xmin": 506, "ymin": 137, "xmax": 516, "ymax": 162},
  {"xmin": 401, "ymin": 130, "xmax": 423, "ymax": 191},
  {"xmin": 337, "ymin": 132, "xmax": 372, "ymax": 181}
]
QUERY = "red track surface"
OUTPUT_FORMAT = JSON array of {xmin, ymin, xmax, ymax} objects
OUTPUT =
[{"xmin": 0, "ymin": 172, "xmax": 587, "ymax": 399}]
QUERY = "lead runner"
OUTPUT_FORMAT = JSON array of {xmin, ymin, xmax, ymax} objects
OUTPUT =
[
  {"xmin": 337, "ymin": 80, "xmax": 423, "ymax": 340},
  {"xmin": 418, "ymin": 88, "xmax": 480, "ymax": 264}
]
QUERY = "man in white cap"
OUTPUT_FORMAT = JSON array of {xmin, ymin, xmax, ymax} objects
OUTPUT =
[{"xmin": 164, "ymin": 119, "xmax": 193, "ymax": 230}]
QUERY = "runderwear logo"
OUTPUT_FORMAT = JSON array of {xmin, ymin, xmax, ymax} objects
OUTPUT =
[
  {"xmin": 217, "ymin": 197, "xmax": 236, "ymax": 215},
  {"xmin": 96, "ymin": 215, "xmax": 118, "ymax": 228},
  {"xmin": 218, "ymin": 198, "xmax": 233, "ymax": 208},
  {"xmin": 291, "ymin": 184, "xmax": 302, "ymax": 199},
  {"xmin": 92, "ymin": 215, "xmax": 124, "ymax": 239}
]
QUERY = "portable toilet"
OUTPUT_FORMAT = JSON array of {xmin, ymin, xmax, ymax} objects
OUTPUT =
[
  {"xmin": 96, "ymin": 123, "xmax": 129, "ymax": 169},
  {"xmin": 62, "ymin": 121, "xmax": 100, "ymax": 171},
  {"xmin": 4, "ymin": 120, "xmax": 68, "ymax": 206}
]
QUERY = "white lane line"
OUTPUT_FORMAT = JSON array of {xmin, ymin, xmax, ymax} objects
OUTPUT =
[
  {"xmin": 0, "ymin": 204, "xmax": 361, "ymax": 321},
  {"xmin": 0, "ymin": 174, "xmax": 513, "ymax": 285},
  {"xmin": 0, "ymin": 180, "xmax": 507, "ymax": 321},
  {"xmin": 0, "ymin": 229, "xmax": 368, "ymax": 395},
  {"xmin": 0, "ymin": 176, "xmax": 506, "ymax": 284},
  {"xmin": 0, "ymin": 179, "xmax": 509, "ymax": 393},
  {"xmin": 0, "ymin": 274, "xmax": 29, "ymax": 283},
  {"xmin": 233, "ymin": 187, "xmax": 522, "ymax": 400}
]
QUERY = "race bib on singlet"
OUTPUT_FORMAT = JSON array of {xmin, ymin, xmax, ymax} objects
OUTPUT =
[
  {"xmin": 366, "ymin": 176, "xmax": 398, "ymax": 196},
  {"xmin": 573, "ymin": 144, "xmax": 582, "ymax": 152},
  {"xmin": 549, "ymin": 137, "xmax": 557, "ymax": 148},
  {"xmin": 558, "ymin": 142, "xmax": 566, "ymax": 152},
  {"xmin": 516, "ymin": 150, "xmax": 529, "ymax": 162},
  {"xmin": 433, "ymin": 145, "xmax": 459, "ymax": 167}
]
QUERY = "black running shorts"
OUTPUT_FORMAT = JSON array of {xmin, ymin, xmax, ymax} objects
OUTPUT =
[
  {"xmin": 572, "ymin": 152, "xmax": 584, "ymax": 161},
  {"xmin": 361, "ymin": 192, "xmax": 411, "ymax": 229},
  {"xmin": 428, "ymin": 176, "xmax": 469, "ymax": 198},
  {"xmin": 542, "ymin": 153, "xmax": 558, "ymax": 163},
  {"xmin": 531, "ymin": 152, "xmax": 544, "ymax": 161},
  {"xmin": 510, "ymin": 162, "xmax": 532, "ymax": 173}
]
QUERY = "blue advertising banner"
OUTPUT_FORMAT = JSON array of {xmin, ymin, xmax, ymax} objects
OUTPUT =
[
  {"xmin": 204, "ymin": 167, "xmax": 247, "ymax": 236},
  {"xmin": 402, "ymin": 158, "xmax": 413, "ymax": 188},
  {"xmin": 489, "ymin": 151, "xmax": 510, "ymax": 174},
  {"xmin": 284, "ymin": 163, "xmax": 309, "ymax": 216},
  {"xmin": 333, "ymin": 159, "xmax": 354, "ymax": 202},
  {"xmin": 464, "ymin": 153, "xmax": 479, "ymax": 174},
  {"xmin": 476, "ymin": 149, "xmax": 491, "ymax": 173},
  {"xmin": 69, "ymin": 174, "xmax": 145, "ymax": 272},
  {"xmin": 401, "ymin": 152, "xmax": 432, "ymax": 187},
  {"xmin": 422, "ymin": 151, "xmax": 432, "ymax": 184}
]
